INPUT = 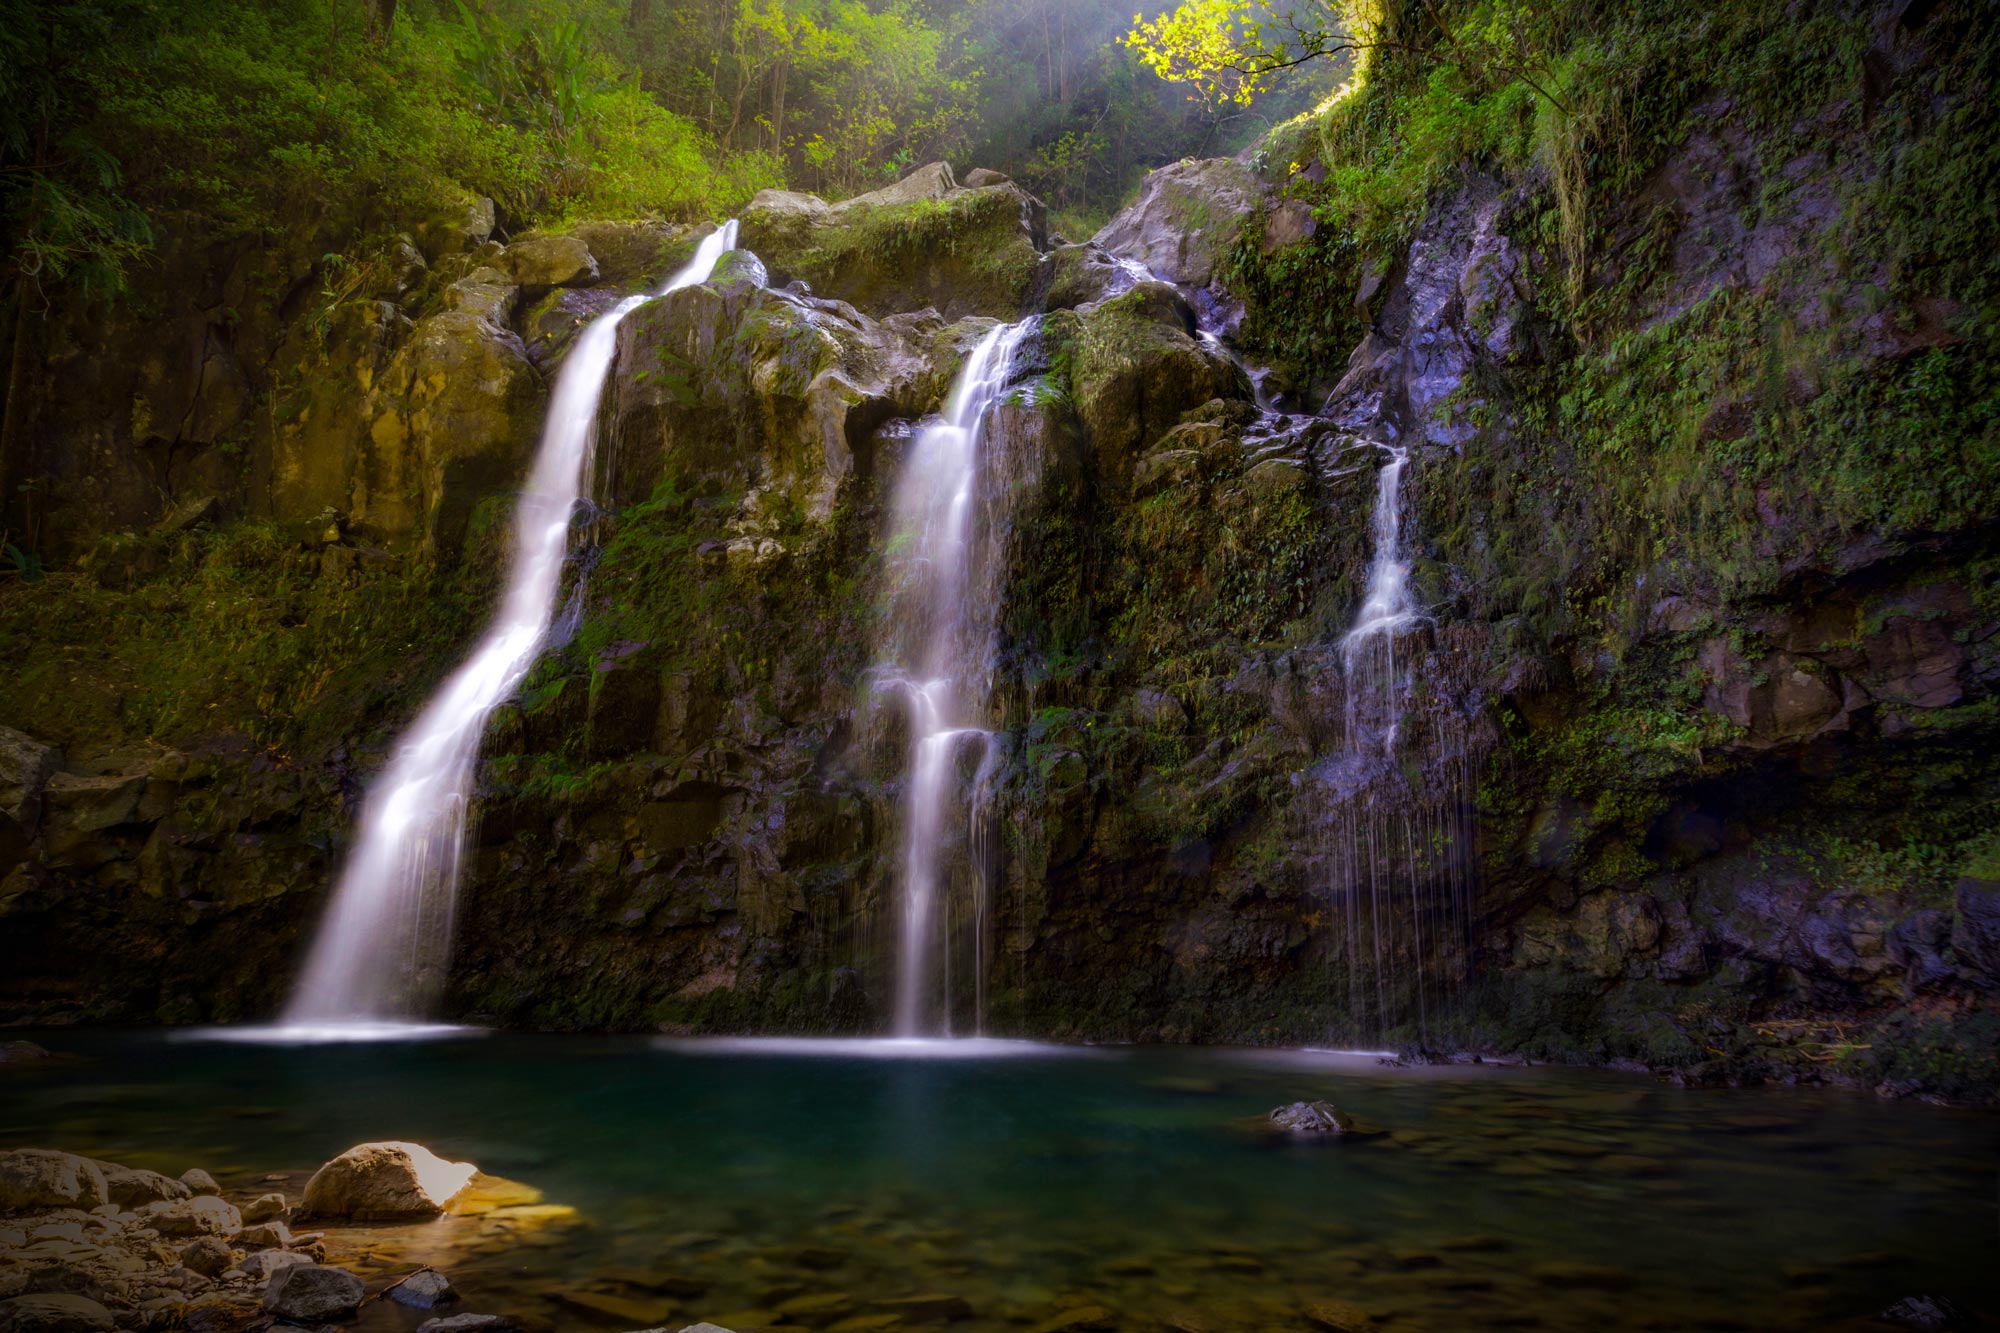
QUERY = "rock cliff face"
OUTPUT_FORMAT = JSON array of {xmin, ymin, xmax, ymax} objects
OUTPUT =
[{"xmin": 1, "ymin": 14, "xmax": 1995, "ymax": 1104}]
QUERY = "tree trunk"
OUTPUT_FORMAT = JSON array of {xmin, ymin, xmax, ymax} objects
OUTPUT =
[
  {"xmin": 0, "ymin": 278, "xmax": 40, "ymax": 550},
  {"xmin": 367, "ymin": 0, "xmax": 397, "ymax": 43}
]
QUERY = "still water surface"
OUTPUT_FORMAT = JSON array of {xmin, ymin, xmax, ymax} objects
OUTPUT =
[{"xmin": 2, "ymin": 1032, "xmax": 1994, "ymax": 1331}]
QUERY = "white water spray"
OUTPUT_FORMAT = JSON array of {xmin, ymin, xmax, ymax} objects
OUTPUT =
[
  {"xmin": 876, "ymin": 322, "xmax": 1028, "ymax": 1037},
  {"xmin": 284, "ymin": 222, "xmax": 740, "ymax": 1028}
]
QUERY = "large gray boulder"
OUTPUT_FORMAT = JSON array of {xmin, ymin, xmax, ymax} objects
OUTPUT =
[
  {"xmin": 0, "ymin": 1151, "xmax": 107, "ymax": 1211},
  {"xmin": 262, "ymin": 1264, "xmax": 365, "ymax": 1322},
  {"xmin": 298, "ymin": 1141, "xmax": 477, "ymax": 1221}
]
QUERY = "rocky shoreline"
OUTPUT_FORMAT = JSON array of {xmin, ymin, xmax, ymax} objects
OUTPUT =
[{"xmin": 0, "ymin": 1143, "xmax": 611, "ymax": 1333}]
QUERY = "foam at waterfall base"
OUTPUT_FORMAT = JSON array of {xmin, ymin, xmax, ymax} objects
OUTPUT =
[
  {"xmin": 654, "ymin": 1035, "xmax": 1099, "ymax": 1060},
  {"xmin": 173, "ymin": 1021, "xmax": 484, "ymax": 1045}
]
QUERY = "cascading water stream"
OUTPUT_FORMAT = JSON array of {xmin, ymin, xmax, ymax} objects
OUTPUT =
[
  {"xmin": 875, "ymin": 321, "xmax": 1028, "ymax": 1037},
  {"xmin": 282, "ymin": 221, "xmax": 740, "ymax": 1031},
  {"xmin": 1341, "ymin": 444, "xmax": 1417, "ymax": 755}
]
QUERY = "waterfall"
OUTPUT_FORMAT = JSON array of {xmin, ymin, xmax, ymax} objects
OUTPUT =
[
  {"xmin": 283, "ymin": 221, "xmax": 740, "ymax": 1030},
  {"xmin": 1319, "ymin": 440, "xmax": 1476, "ymax": 1046},
  {"xmin": 875, "ymin": 321, "xmax": 1028, "ymax": 1037},
  {"xmin": 1341, "ymin": 445, "xmax": 1417, "ymax": 755}
]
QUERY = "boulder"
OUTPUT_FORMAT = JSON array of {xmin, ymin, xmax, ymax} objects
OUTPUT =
[
  {"xmin": 178, "ymin": 1236, "xmax": 234, "ymax": 1277},
  {"xmin": 0, "ymin": 1041, "xmax": 54, "ymax": 1065},
  {"xmin": 443, "ymin": 271, "xmax": 520, "ymax": 327},
  {"xmin": 95, "ymin": 1161, "xmax": 189, "ymax": 1207},
  {"xmin": 178, "ymin": 1168, "xmax": 220, "ymax": 1197},
  {"xmin": 298, "ymin": 1142, "xmax": 478, "ymax": 1221},
  {"xmin": 1055, "ymin": 282, "xmax": 1246, "ymax": 478},
  {"xmin": 499, "ymin": 235, "xmax": 599, "ymax": 290},
  {"xmin": 1092, "ymin": 157, "xmax": 1264, "ymax": 292},
  {"xmin": 242, "ymin": 1192, "xmax": 288, "ymax": 1223},
  {"xmin": 0, "ymin": 1151, "xmax": 107, "ymax": 1211},
  {"xmin": 962, "ymin": 167, "xmax": 1011, "ymax": 188},
  {"xmin": 389, "ymin": 1269, "xmax": 457, "ymax": 1310},
  {"xmin": 739, "ymin": 162, "xmax": 1046, "ymax": 320},
  {"xmin": 261, "ymin": 1264, "xmax": 364, "ymax": 1322},
  {"xmin": 0, "ymin": 1295, "xmax": 114, "ymax": 1333}
]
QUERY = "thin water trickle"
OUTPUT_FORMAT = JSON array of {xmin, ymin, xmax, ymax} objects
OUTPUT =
[
  {"xmin": 875, "ymin": 321, "xmax": 1028, "ymax": 1037},
  {"xmin": 284, "ymin": 222, "xmax": 741, "ymax": 1027}
]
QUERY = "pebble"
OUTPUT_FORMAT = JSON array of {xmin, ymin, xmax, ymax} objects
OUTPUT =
[{"xmin": 178, "ymin": 1169, "xmax": 220, "ymax": 1197}]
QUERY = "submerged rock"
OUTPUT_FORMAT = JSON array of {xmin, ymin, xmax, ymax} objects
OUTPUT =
[
  {"xmin": 298, "ymin": 1141, "xmax": 478, "ymax": 1221},
  {"xmin": 415, "ymin": 1317, "xmax": 526, "ymax": 1333},
  {"xmin": 389, "ymin": 1269, "xmax": 457, "ymax": 1310},
  {"xmin": 0, "ymin": 1151, "xmax": 107, "ymax": 1212},
  {"xmin": 0, "ymin": 1294, "xmax": 115, "ymax": 1333},
  {"xmin": 1268, "ymin": 1101, "xmax": 1358, "ymax": 1135},
  {"xmin": 261, "ymin": 1263, "xmax": 364, "ymax": 1321}
]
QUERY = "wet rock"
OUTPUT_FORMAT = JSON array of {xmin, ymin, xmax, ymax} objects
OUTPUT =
[
  {"xmin": 740, "ymin": 162, "xmax": 1046, "ymax": 320},
  {"xmin": 242, "ymin": 1193, "xmax": 288, "ymax": 1224},
  {"xmin": 178, "ymin": 1236, "xmax": 234, "ymax": 1277},
  {"xmin": 0, "ymin": 1041, "xmax": 55, "ymax": 1065},
  {"xmin": 1058, "ymin": 282, "xmax": 1244, "ymax": 476},
  {"xmin": 388, "ymin": 1269, "xmax": 456, "ymax": 1310},
  {"xmin": 1268, "ymin": 1101, "xmax": 1356, "ymax": 1135},
  {"xmin": 0, "ymin": 1294, "xmax": 115, "ymax": 1332},
  {"xmin": 0, "ymin": 1152, "xmax": 108, "ymax": 1212},
  {"xmin": 1030, "ymin": 1307, "xmax": 1116, "ymax": 1333},
  {"xmin": 234, "ymin": 1220, "xmax": 290, "ymax": 1249},
  {"xmin": 1092, "ymin": 157, "xmax": 1263, "ymax": 294},
  {"xmin": 1879, "ymin": 1295, "xmax": 1969, "ymax": 1331},
  {"xmin": 298, "ymin": 1142, "xmax": 477, "ymax": 1221},
  {"xmin": 498, "ymin": 234, "xmax": 599, "ymax": 291},
  {"xmin": 1950, "ymin": 879, "xmax": 2000, "ymax": 984},
  {"xmin": 94, "ymin": 1161, "xmax": 188, "ymax": 1207},
  {"xmin": 0, "ymin": 726, "xmax": 58, "ymax": 828},
  {"xmin": 240, "ymin": 1250, "xmax": 312, "ymax": 1283},
  {"xmin": 261, "ymin": 1264, "xmax": 364, "ymax": 1321},
  {"xmin": 142, "ymin": 1195, "xmax": 240, "ymax": 1236}
]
